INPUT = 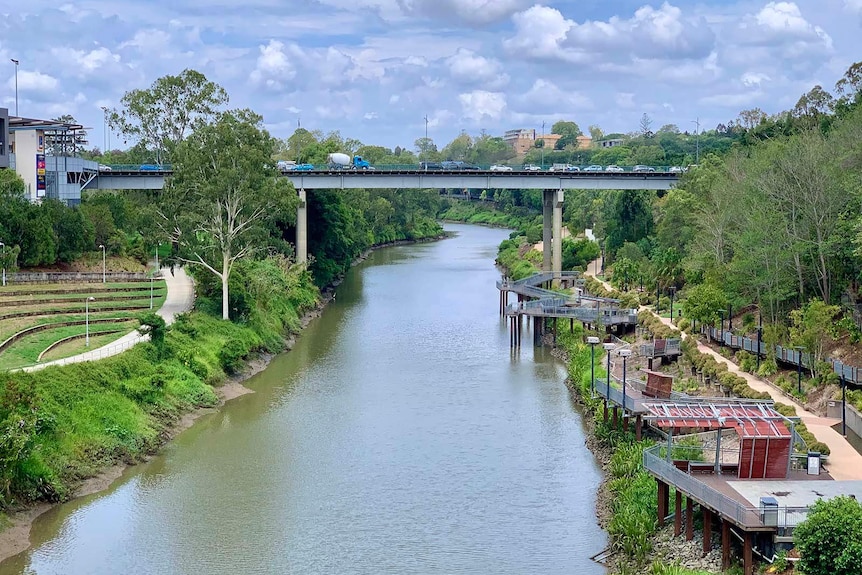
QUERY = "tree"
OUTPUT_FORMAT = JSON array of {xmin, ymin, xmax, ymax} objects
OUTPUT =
[
  {"xmin": 682, "ymin": 284, "xmax": 728, "ymax": 326},
  {"xmin": 588, "ymin": 125, "xmax": 604, "ymax": 141},
  {"xmin": 795, "ymin": 496, "xmax": 862, "ymax": 575},
  {"xmin": 611, "ymin": 257, "xmax": 638, "ymax": 291},
  {"xmin": 137, "ymin": 312, "xmax": 167, "ymax": 355},
  {"xmin": 736, "ymin": 108, "xmax": 768, "ymax": 130},
  {"xmin": 109, "ymin": 69, "xmax": 228, "ymax": 163},
  {"xmin": 414, "ymin": 137, "xmax": 438, "ymax": 160},
  {"xmin": 639, "ymin": 113, "xmax": 653, "ymax": 137},
  {"xmin": 561, "ymin": 238, "xmax": 599, "ymax": 270},
  {"xmin": 789, "ymin": 299, "xmax": 840, "ymax": 378},
  {"xmin": 161, "ymin": 109, "xmax": 296, "ymax": 320},
  {"xmin": 551, "ymin": 120, "xmax": 582, "ymax": 139}
]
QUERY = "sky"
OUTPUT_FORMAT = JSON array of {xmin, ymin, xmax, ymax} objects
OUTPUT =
[{"xmin": 1, "ymin": 0, "xmax": 860, "ymax": 151}]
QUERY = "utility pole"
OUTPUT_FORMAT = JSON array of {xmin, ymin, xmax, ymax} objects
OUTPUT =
[{"xmin": 541, "ymin": 121, "xmax": 545, "ymax": 168}]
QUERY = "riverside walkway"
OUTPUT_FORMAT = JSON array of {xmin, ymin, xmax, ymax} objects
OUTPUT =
[
  {"xmin": 23, "ymin": 266, "xmax": 195, "ymax": 372},
  {"xmin": 584, "ymin": 259, "xmax": 862, "ymax": 480}
]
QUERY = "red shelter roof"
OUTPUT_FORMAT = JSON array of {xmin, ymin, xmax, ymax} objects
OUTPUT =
[{"xmin": 642, "ymin": 400, "xmax": 791, "ymax": 439}]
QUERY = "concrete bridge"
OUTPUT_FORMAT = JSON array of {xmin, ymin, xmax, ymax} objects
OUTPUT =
[{"xmin": 84, "ymin": 168, "xmax": 678, "ymax": 267}]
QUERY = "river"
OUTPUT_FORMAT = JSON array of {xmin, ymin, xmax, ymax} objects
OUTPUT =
[{"xmin": 0, "ymin": 223, "xmax": 607, "ymax": 575}]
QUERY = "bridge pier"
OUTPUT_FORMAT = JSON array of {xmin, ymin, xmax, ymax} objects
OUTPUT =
[
  {"xmin": 296, "ymin": 188, "xmax": 308, "ymax": 264},
  {"xmin": 541, "ymin": 189, "xmax": 564, "ymax": 284}
]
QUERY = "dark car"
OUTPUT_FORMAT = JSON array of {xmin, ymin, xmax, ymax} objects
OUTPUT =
[
  {"xmin": 441, "ymin": 160, "xmax": 480, "ymax": 170},
  {"xmin": 420, "ymin": 162, "xmax": 443, "ymax": 170}
]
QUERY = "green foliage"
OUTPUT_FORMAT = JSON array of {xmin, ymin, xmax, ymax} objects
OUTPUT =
[
  {"xmin": 137, "ymin": 312, "xmax": 167, "ymax": 353},
  {"xmin": 496, "ymin": 238, "xmax": 539, "ymax": 280},
  {"xmin": 789, "ymin": 299, "xmax": 841, "ymax": 378},
  {"xmin": 795, "ymin": 495, "xmax": 862, "ymax": 575},
  {"xmin": 561, "ymin": 238, "xmax": 600, "ymax": 270},
  {"xmin": 682, "ymin": 284, "xmax": 728, "ymax": 326}
]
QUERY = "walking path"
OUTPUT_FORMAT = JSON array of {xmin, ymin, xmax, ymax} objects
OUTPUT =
[
  {"xmin": 23, "ymin": 266, "xmax": 195, "ymax": 372},
  {"xmin": 584, "ymin": 258, "xmax": 862, "ymax": 480}
]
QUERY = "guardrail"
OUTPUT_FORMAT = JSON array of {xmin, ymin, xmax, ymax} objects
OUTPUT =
[
  {"xmin": 704, "ymin": 327, "xmax": 862, "ymax": 385},
  {"xmin": 17, "ymin": 333, "xmax": 145, "ymax": 372},
  {"xmin": 643, "ymin": 445, "xmax": 810, "ymax": 528}
]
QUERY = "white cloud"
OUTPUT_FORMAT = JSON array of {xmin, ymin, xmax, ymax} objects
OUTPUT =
[
  {"xmin": 50, "ymin": 46, "xmax": 122, "ymax": 75},
  {"xmin": 9, "ymin": 70, "xmax": 59, "ymax": 92},
  {"xmin": 699, "ymin": 90, "xmax": 765, "ymax": 107},
  {"xmin": 741, "ymin": 72, "xmax": 772, "ymax": 87},
  {"xmin": 446, "ymin": 49, "xmax": 509, "ymax": 88},
  {"xmin": 742, "ymin": 2, "xmax": 832, "ymax": 50},
  {"xmin": 397, "ymin": 0, "xmax": 533, "ymax": 25},
  {"xmin": 504, "ymin": 6, "xmax": 576, "ymax": 61},
  {"xmin": 615, "ymin": 93, "xmax": 636, "ymax": 109},
  {"xmin": 249, "ymin": 40, "xmax": 297, "ymax": 89},
  {"xmin": 846, "ymin": 0, "xmax": 862, "ymax": 14},
  {"xmin": 513, "ymin": 79, "xmax": 593, "ymax": 113},
  {"xmin": 458, "ymin": 90, "xmax": 506, "ymax": 122}
]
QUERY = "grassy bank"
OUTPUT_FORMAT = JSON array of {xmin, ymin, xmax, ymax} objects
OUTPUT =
[
  {"xmin": 439, "ymin": 200, "xmax": 540, "ymax": 233},
  {"xmin": 0, "ymin": 256, "xmax": 319, "ymax": 509}
]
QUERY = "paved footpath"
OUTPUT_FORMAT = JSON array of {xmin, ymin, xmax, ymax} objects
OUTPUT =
[
  {"xmin": 23, "ymin": 266, "xmax": 195, "ymax": 372},
  {"xmin": 584, "ymin": 259, "xmax": 862, "ymax": 480}
]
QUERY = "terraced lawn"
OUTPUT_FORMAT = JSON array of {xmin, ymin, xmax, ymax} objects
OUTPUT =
[{"xmin": 0, "ymin": 280, "xmax": 168, "ymax": 370}]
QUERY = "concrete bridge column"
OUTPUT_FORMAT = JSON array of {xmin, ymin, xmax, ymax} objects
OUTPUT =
[
  {"xmin": 552, "ymin": 189, "xmax": 563, "ymax": 285},
  {"xmin": 542, "ymin": 190, "xmax": 553, "ymax": 272},
  {"xmin": 296, "ymin": 188, "xmax": 308, "ymax": 264}
]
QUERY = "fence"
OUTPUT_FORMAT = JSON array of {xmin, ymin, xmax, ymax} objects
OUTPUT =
[
  {"xmin": 6, "ymin": 272, "xmax": 150, "ymax": 284},
  {"xmin": 17, "ymin": 334, "xmax": 146, "ymax": 372},
  {"xmin": 704, "ymin": 327, "xmax": 862, "ymax": 385}
]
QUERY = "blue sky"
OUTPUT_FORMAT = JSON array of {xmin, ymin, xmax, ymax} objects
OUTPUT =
[{"xmin": 1, "ymin": 0, "xmax": 860, "ymax": 150}]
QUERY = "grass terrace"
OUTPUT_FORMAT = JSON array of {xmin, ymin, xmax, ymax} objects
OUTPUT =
[{"xmin": 0, "ymin": 280, "xmax": 167, "ymax": 370}]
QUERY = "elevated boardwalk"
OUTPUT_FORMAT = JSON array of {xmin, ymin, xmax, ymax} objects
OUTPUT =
[{"xmin": 497, "ymin": 272, "xmax": 638, "ymax": 346}]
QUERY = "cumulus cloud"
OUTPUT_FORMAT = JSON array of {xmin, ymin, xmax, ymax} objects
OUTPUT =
[
  {"xmin": 512, "ymin": 79, "xmax": 593, "ymax": 114},
  {"xmin": 50, "ymin": 46, "xmax": 122, "ymax": 75},
  {"xmin": 446, "ymin": 49, "xmax": 509, "ymax": 88},
  {"xmin": 249, "ymin": 40, "xmax": 297, "ymax": 90},
  {"xmin": 458, "ymin": 90, "xmax": 506, "ymax": 122},
  {"xmin": 9, "ymin": 70, "xmax": 59, "ymax": 93},
  {"xmin": 504, "ymin": 6, "xmax": 577, "ymax": 61},
  {"xmin": 741, "ymin": 72, "xmax": 772, "ymax": 87},
  {"xmin": 740, "ymin": 2, "xmax": 832, "ymax": 52}
]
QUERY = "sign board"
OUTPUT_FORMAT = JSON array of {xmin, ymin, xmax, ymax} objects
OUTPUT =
[
  {"xmin": 36, "ymin": 154, "xmax": 46, "ymax": 197},
  {"xmin": 37, "ymin": 134, "xmax": 44, "ymax": 153},
  {"xmin": 807, "ymin": 452, "xmax": 821, "ymax": 475}
]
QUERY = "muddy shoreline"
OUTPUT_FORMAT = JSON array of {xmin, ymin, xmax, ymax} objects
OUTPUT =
[{"xmin": 0, "ymin": 233, "xmax": 449, "ymax": 564}]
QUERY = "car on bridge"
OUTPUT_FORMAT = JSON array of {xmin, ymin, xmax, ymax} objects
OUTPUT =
[
  {"xmin": 286, "ymin": 163, "xmax": 315, "ymax": 171},
  {"xmin": 441, "ymin": 160, "xmax": 480, "ymax": 170},
  {"xmin": 669, "ymin": 166, "xmax": 685, "ymax": 173},
  {"xmin": 490, "ymin": 164, "xmax": 513, "ymax": 171},
  {"xmin": 139, "ymin": 164, "xmax": 164, "ymax": 171},
  {"xmin": 633, "ymin": 165, "xmax": 656, "ymax": 173},
  {"xmin": 583, "ymin": 165, "xmax": 603, "ymax": 172},
  {"xmin": 522, "ymin": 164, "xmax": 542, "ymax": 171},
  {"xmin": 420, "ymin": 162, "xmax": 443, "ymax": 170},
  {"xmin": 605, "ymin": 165, "xmax": 624, "ymax": 172},
  {"xmin": 98, "ymin": 164, "xmax": 112, "ymax": 172}
]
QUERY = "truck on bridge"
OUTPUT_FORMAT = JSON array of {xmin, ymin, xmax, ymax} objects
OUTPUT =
[{"xmin": 327, "ymin": 153, "xmax": 373, "ymax": 170}]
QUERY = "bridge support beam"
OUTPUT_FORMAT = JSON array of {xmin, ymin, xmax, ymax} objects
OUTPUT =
[
  {"xmin": 296, "ymin": 188, "xmax": 308, "ymax": 264},
  {"xmin": 553, "ymin": 189, "xmax": 563, "ymax": 286},
  {"xmin": 541, "ymin": 189, "xmax": 564, "ymax": 282}
]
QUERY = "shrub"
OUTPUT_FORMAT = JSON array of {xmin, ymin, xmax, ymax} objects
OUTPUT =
[{"xmin": 795, "ymin": 495, "xmax": 862, "ymax": 575}]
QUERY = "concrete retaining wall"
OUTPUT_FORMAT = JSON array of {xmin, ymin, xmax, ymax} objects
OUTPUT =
[
  {"xmin": 7, "ymin": 272, "xmax": 150, "ymax": 284},
  {"xmin": 827, "ymin": 400, "xmax": 862, "ymax": 438}
]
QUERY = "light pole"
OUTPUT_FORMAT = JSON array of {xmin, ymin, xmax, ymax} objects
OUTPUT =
[
  {"xmin": 423, "ymin": 115, "xmax": 429, "ymax": 165},
  {"xmin": 587, "ymin": 336, "xmax": 600, "ymax": 395},
  {"xmin": 155, "ymin": 242, "xmax": 161, "ymax": 272},
  {"xmin": 756, "ymin": 313, "xmax": 763, "ymax": 372},
  {"xmin": 656, "ymin": 279, "xmax": 661, "ymax": 314},
  {"xmin": 0, "ymin": 241, "xmax": 5, "ymax": 287},
  {"xmin": 150, "ymin": 274, "xmax": 154, "ymax": 310},
  {"xmin": 794, "ymin": 346, "xmax": 804, "ymax": 395},
  {"xmin": 10, "ymin": 59, "xmax": 19, "ymax": 116},
  {"xmin": 85, "ymin": 296, "xmax": 95, "ymax": 347},
  {"xmin": 99, "ymin": 244, "xmax": 105, "ymax": 283},
  {"xmin": 619, "ymin": 348, "xmax": 632, "ymax": 420},
  {"xmin": 100, "ymin": 106, "xmax": 108, "ymax": 153}
]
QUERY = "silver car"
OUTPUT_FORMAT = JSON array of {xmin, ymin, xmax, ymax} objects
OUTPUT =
[
  {"xmin": 583, "ymin": 165, "xmax": 603, "ymax": 172},
  {"xmin": 605, "ymin": 165, "xmax": 624, "ymax": 172},
  {"xmin": 490, "ymin": 164, "xmax": 513, "ymax": 172}
]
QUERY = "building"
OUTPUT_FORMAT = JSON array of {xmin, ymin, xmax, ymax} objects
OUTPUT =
[
  {"xmin": 1, "ymin": 108, "xmax": 97, "ymax": 205},
  {"xmin": 599, "ymin": 138, "xmax": 625, "ymax": 148},
  {"xmin": 576, "ymin": 135, "xmax": 593, "ymax": 149},
  {"xmin": 503, "ymin": 128, "xmax": 536, "ymax": 155},
  {"xmin": 536, "ymin": 133, "xmax": 561, "ymax": 150}
]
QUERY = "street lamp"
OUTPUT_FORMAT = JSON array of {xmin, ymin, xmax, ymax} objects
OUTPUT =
[
  {"xmin": 85, "ymin": 296, "xmax": 95, "ymax": 347},
  {"xmin": 150, "ymin": 274, "xmax": 155, "ymax": 310},
  {"xmin": 794, "ymin": 346, "xmax": 805, "ymax": 395},
  {"xmin": 100, "ymin": 106, "xmax": 109, "ymax": 153},
  {"xmin": 99, "ymin": 244, "xmax": 105, "ymax": 283},
  {"xmin": 10, "ymin": 59, "xmax": 18, "ymax": 116},
  {"xmin": 155, "ymin": 242, "xmax": 161, "ymax": 272},
  {"xmin": 656, "ymin": 279, "xmax": 661, "ymax": 314},
  {"xmin": 692, "ymin": 117, "xmax": 700, "ymax": 165},
  {"xmin": 756, "ymin": 314, "xmax": 763, "ymax": 372},
  {"xmin": 587, "ymin": 336, "xmax": 600, "ymax": 395},
  {"xmin": 0, "ymin": 241, "xmax": 5, "ymax": 287},
  {"xmin": 619, "ymin": 348, "xmax": 632, "ymax": 416}
]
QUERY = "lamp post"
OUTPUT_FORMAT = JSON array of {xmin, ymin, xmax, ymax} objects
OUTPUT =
[
  {"xmin": 587, "ymin": 336, "xmax": 600, "ymax": 395},
  {"xmin": 85, "ymin": 296, "xmax": 95, "ymax": 347},
  {"xmin": 794, "ymin": 346, "xmax": 804, "ymax": 395},
  {"xmin": 540, "ymin": 121, "xmax": 545, "ymax": 168},
  {"xmin": 600, "ymin": 242, "xmax": 605, "ymax": 275},
  {"xmin": 155, "ymin": 242, "xmax": 161, "ymax": 272},
  {"xmin": 656, "ymin": 279, "xmax": 661, "ymax": 314},
  {"xmin": 10, "ymin": 59, "xmax": 19, "ymax": 116},
  {"xmin": 100, "ymin": 106, "xmax": 109, "ymax": 153},
  {"xmin": 619, "ymin": 348, "xmax": 632, "ymax": 421},
  {"xmin": 603, "ymin": 342, "xmax": 615, "ymax": 399},
  {"xmin": 99, "ymin": 244, "xmax": 105, "ymax": 283},
  {"xmin": 692, "ymin": 117, "xmax": 700, "ymax": 164},
  {"xmin": 718, "ymin": 310, "xmax": 725, "ymax": 344},
  {"xmin": 150, "ymin": 274, "xmax": 154, "ymax": 310},
  {"xmin": 756, "ymin": 313, "xmax": 763, "ymax": 372},
  {"xmin": 0, "ymin": 241, "xmax": 5, "ymax": 287}
]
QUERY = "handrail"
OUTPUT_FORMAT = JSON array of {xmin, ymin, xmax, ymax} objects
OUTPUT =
[{"xmin": 643, "ymin": 445, "xmax": 811, "ymax": 528}]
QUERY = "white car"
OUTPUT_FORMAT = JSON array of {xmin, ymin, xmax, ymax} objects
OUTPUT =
[
  {"xmin": 98, "ymin": 164, "xmax": 112, "ymax": 172},
  {"xmin": 522, "ymin": 164, "xmax": 542, "ymax": 171},
  {"xmin": 605, "ymin": 165, "xmax": 624, "ymax": 172},
  {"xmin": 668, "ymin": 166, "xmax": 684, "ymax": 173},
  {"xmin": 490, "ymin": 164, "xmax": 513, "ymax": 172}
]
